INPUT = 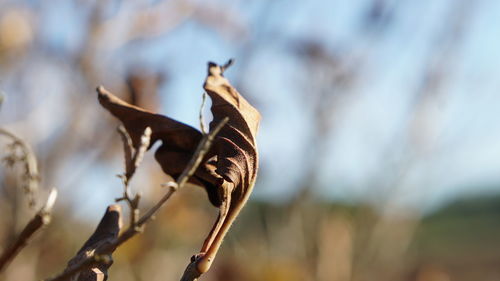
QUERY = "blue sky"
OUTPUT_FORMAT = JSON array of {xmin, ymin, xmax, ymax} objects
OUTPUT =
[{"xmin": 2, "ymin": 0, "xmax": 500, "ymax": 217}]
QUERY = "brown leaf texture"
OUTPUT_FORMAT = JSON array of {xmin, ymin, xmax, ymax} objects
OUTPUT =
[
  {"xmin": 203, "ymin": 61, "xmax": 260, "ymax": 200},
  {"xmin": 97, "ymin": 85, "xmax": 220, "ymax": 205},
  {"xmin": 97, "ymin": 61, "xmax": 260, "ymax": 276},
  {"xmin": 97, "ymin": 62, "xmax": 259, "ymax": 202},
  {"xmin": 97, "ymin": 61, "xmax": 260, "ymax": 274}
]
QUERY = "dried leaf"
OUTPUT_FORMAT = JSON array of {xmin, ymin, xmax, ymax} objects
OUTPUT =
[
  {"xmin": 97, "ymin": 61, "xmax": 260, "ymax": 275},
  {"xmin": 97, "ymin": 60, "xmax": 260, "ymax": 204},
  {"xmin": 203, "ymin": 62, "xmax": 260, "ymax": 197},
  {"xmin": 97, "ymin": 86, "xmax": 220, "ymax": 204}
]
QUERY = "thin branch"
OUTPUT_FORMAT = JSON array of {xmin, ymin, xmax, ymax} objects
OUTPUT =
[
  {"xmin": 117, "ymin": 126, "xmax": 134, "ymax": 183},
  {"xmin": 116, "ymin": 126, "xmax": 151, "ymax": 226},
  {"xmin": 221, "ymin": 58, "xmax": 234, "ymax": 73},
  {"xmin": 116, "ymin": 125, "xmax": 151, "ymax": 184},
  {"xmin": 136, "ymin": 116, "xmax": 229, "ymax": 229},
  {"xmin": 178, "ymin": 116, "xmax": 228, "ymax": 188},
  {"xmin": 0, "ymin": 128, "xmax": 40, "ymax": 208},
  {"xmin": 129, "ymin": 127, "xmax": 152, "ymax": 181},
  {"xmin": 0, "ymin": 188, "xmax": 58, "ymax": 273},
  {"xmin": 44, "ymin": 117, "xmax": 229, "ymax": 281},
  {"xmin": 178, "ymin": 117, "xmax": 229, "ymax": 281},
  {"xmin": 199, "ymin": 92, "xmax": 208, "ymax": 135}
]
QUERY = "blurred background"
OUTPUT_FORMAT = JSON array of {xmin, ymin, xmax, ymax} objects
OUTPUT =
[{"xmin": 1, "ymin": 0, "xmax": 500, "ymax": 280}]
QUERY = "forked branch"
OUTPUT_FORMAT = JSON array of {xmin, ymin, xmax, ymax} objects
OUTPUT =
[{"xmin": 116, "ymin": 126, "xmax": 152, "ymax": 226}]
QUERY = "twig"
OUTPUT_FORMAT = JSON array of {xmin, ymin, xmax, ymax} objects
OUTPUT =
[
  {"xmin": 127, "ymin": 127, "xmax": 152, "ymax": 182},
  {"xmin": 0, "ymin": 128, "xmax": 40, "ymax": 208},
  {"xmin": 221, "ymin": 58, "xmax": 234, "ymax": 73},
  {"xmin": 199, "ymin": 92, "xmax": 208, "ymax": 135},
  {"xmin": 177, "ymin": 117, "xmax": 229, "ymax": 281},
  {"xmin": 129, "ymin": 116, "xmax": 229, "ymax": 231},
  {"xmin": 0, "ymin": 188, "xmax": 58, "ymax": 273},
  {"xmin": 116, "ymin": 126, "xmax": 134, "ymax": 184},
  {"xmin": 116, "ymin": 126, "xmax": 151, "ymax": 226},
  {"xmin": 44, "ymin": 117, "xmax": 229, "ymax": 281},
  {"xmin": 179, "ymin": 117, "xmax": 228, "ymax": 188}
]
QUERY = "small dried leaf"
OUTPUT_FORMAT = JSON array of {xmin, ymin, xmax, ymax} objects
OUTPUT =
[
  {"xmin": 97, "ymin": 86, "xmax": 220, "ymax": 204},
  {"xmin": 203, "ymin": 61, "xmax": 260, "ymax": 198},
  {"xmin": 97, "ymin": 61, "xmax": 260, "ymax": 205},
  {"xmin": 97, "ymin": 61, "xmax": 261, "ymax": 277},
  {"xmin": 97, "ymin": 86, "xmax": 202, "ymax": 152}
]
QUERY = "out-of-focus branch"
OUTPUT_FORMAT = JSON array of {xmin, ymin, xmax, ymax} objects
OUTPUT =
[
  {"xmin": 0, "ymin": 128, "xmax": 40, "ymax": 208},
  {"xmin": 0, "ymin": 188, "xmax": 58, "ymax": 273},
  {"xmin": 44, "ymin": 117, "xmax": 228, "ymax": 281},
  {"xmin": 0, "ymin": 128, "xmax": 57, "ymax": 274}
]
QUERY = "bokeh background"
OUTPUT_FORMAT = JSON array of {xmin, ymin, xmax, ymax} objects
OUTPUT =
[{"xmin": 1, "ymin": 0, "xmax": 500, "ymax": 280}]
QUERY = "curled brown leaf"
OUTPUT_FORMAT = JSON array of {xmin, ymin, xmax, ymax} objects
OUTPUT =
[{"xmin": 97, "ymin": 60, "xmax": 260, "ymax": 276}]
